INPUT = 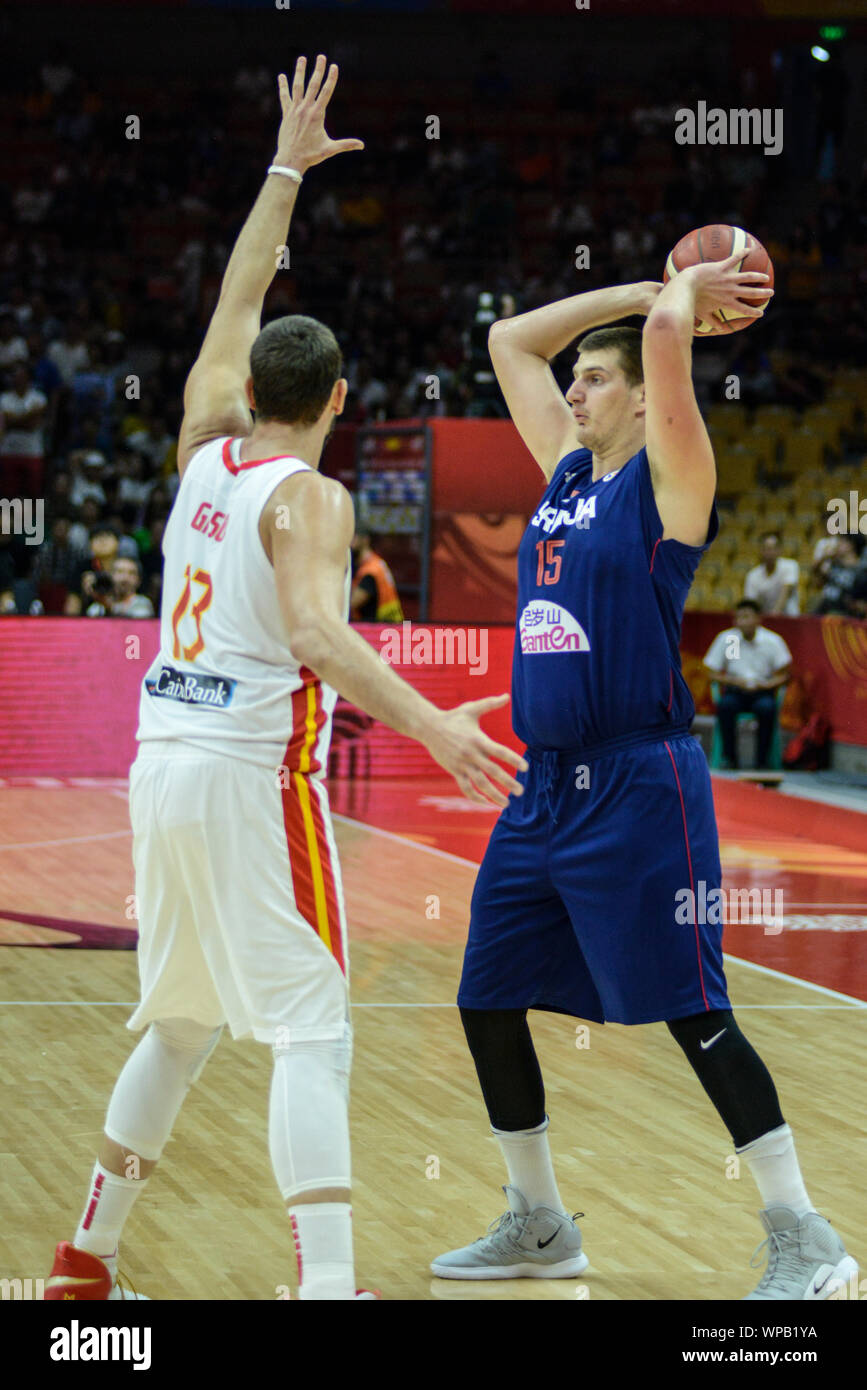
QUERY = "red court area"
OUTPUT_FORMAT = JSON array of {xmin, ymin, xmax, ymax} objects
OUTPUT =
[{"xmin": 329, "ymin": 774, "xmax": 867, "ymax": 1004}]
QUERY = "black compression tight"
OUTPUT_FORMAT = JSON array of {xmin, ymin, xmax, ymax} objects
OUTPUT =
[{"xmin": 460, "ymin": 1006, "xmax": 784, "ymax": 1148}]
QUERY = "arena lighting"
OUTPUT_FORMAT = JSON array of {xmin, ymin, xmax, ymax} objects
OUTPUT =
[
  {"xmin": 811, "ymin": 46, "xmax": 831, "ymax": 62},
  {"xmin": 818, "ymin": 25, "xmax": 846, "ymax": 41}
]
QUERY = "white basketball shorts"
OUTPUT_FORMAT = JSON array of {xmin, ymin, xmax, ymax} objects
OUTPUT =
[{"xmin": 127, "ymin": 740, "xmax": 350, "ymax": 1044}]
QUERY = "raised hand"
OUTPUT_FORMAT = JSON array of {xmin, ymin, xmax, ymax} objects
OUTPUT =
[
  {"xmin": 681, "ymin": 251, "xmax": 773, "ymax": 335},
  {"xmin": 275, "ymin": 55, "xmax": 364, "ymax": 174}
]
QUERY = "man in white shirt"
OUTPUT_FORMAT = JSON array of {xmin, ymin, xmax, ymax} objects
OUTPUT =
[
  {"xmin": 703, "ymin": 598, "xmax": 793, "ymax": 770},
  {"xmin": 47, "ymin": 318, "xmax": 90, "ymax": 385},
  {"xmin": 743, "ymin": 532, "xmax": 800, "ymax": 615},
  {"xmin": 0, "ymin": 312, "xmax": 29, "ymax": 369},
  {"xmin": 0, "ymin": 364, "xmax": 48, "ymax": 495}
]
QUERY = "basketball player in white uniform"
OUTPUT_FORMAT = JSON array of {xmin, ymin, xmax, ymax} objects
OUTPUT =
[{"xmin": 45, "ymin": 56, "xmax": 527, "ymax": 1302}]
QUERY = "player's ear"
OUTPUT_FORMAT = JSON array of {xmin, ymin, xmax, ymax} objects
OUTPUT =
[
  {"xmin": 634, "ymin": 380, "xmax": 646, "ymax": 418},
  {"xmin": 333, "ymin": 378, "xmax": 348, "ymax": 415},
  {"xmin": 245, "ymin": 377, "xmax": 256, "ymax": 412}
]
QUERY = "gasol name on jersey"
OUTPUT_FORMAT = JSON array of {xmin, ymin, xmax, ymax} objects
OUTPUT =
[{"xmin": 145, "ymin": 663, "xmax": 237, "ymax": 708}]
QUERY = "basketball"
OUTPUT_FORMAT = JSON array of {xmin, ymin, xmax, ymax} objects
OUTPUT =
[{"xmin": 663, "ymin": 224, "xmax": 774, "ymax": 335}]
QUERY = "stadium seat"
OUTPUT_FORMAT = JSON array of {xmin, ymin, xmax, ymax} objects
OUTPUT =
[
  {"xmin": 716, "ymin": 445, "xmax": 758, "ymax": 496},
  {"xmin": 781, "ymin": 428, "xmax": 825, "ymax": 477}
]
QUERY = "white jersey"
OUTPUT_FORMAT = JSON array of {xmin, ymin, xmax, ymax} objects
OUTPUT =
[{"xmin": 137, "ymin": 435, "xmax": 349, "ymax": 772}]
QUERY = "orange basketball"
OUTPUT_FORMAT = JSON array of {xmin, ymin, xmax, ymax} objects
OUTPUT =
[{"xmin": 663, "ymin": 224, "xmax": 774, "ymax": 335}]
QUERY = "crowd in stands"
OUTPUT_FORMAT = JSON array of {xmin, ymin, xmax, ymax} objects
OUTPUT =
[{"xmin": 1, "ymin": 46, "xmax": 865, "ymax": 618}]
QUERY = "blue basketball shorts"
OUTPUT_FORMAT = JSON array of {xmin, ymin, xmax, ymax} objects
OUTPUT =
[{"xmin": 458, "ymin": 728, "xmax": 731, "ymax": 1025}]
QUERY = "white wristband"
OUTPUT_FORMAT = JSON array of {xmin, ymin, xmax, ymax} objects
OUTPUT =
[{"xmin": 268, "ymin": 164, "xmax": 303, "ymax": 183}]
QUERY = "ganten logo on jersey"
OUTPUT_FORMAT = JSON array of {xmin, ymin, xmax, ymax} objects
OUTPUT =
[
  {"xmin": 145, "ymin": 663, "xmax": 237, "ymax": 708},
  {"xmin": 531, "ymin": 495, "xmax": 596, "ymax": 534},
  {"xmin": 519, "ymin": 602, "xmax": 591, "ymax": 654}
]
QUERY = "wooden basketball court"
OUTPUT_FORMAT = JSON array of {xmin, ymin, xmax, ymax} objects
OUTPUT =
[{"xmin": 1, "ymin": 778, "xmax": 864, "ymax": 1300}]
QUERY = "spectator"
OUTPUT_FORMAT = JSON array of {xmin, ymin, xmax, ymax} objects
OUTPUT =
[
  {"xmin": 0, "ymin": 364, "xmax": 48, "ymax": 496},
  {"xmin": 811, "ymin": 522, "xmax": 839, "ymax": 594},
  {"xmin": 114, "ymin": 445, "xmax": 155, "ymax": 515},
  {"xmin": 68, "ymin": 449, "xmax": 108, "ymax": 509},
  {"xmin": 350, "ymin": 530, "xmax": 404, "ymax": 622},
  {"xmin": 40, "ymin": 42, "xmax": 75, "ymax": 99},
  {"xmin": 70, "ymin": 522, "xmax": 121, "ymax": 614},
  {"xmin": 812, "ymin": 536, "xmax": 867, "ymax": 617},
  {"xmin": 103, "ymin": 508, "xmax": 143, "ymax": 559},
  {"xmin": 703, "ymin": 599, "xmax": 793, "ymax": 771},
  {"xmin": 71, "ymin": 339, "xmax": 116, "ymax": 438},
  {"xmin": 68, "ymin": 496, "xmax": 103, "ymax": 555},
  {"xmin": 47, "ymin": 317, "xmax": 90, "ymax": 385},
  {"xmin": 743, "ymin": 532, "xmax": 800, "ymax": 615},
  {"xmin": 139, "ymin": 512, "xmax": 167, "ymax": 607},
  {"xmin": 0, "ymin": 526, "xmax": 38, "ymax": 614},
  {"xmin": 108, "ymin": 556, "xmax": 154, "ymax": 617},
  {"xmin": 0, "ymin": 311, "xmax": 28, "ymax": 369},
  {"xmin": 82, "ymin": 569, "xmax": 116, "ymax": 617},
  {"xmin": 31, "ymin": 513, "xmax": 89, "ymax": 614},
  {"xmin": 348, "ymin": 360, "xmax": 388, "ymax": 422},
  {"xmin": 26, "ymin": 327, "xmax": 62, "ymax": 407}
]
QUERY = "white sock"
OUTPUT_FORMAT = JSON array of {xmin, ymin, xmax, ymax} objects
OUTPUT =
[
  {"xmin": 289, "ymin": 1202, "xmax": 355, "ymax": 1300},
  {"xmin": 737, "ymin": 1123, "xmax": 815, "ymax": 1217},
  {"xmin": 492, "ymin": 1116, "xmax": 567, "ymax": 1215},
  {"xmin": 73, "ymin": 1162, "xmax": 149, "ymax": 1280}
]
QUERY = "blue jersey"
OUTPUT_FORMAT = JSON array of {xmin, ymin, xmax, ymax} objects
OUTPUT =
[{"xmin": 511, "ymin": 445, "xmax": 718, "ymax": 751}]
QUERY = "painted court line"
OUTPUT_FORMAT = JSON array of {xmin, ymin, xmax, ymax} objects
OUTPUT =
[
  {"xmin": 0, "ymin": 1000, "xmax": 863, "ymax": 1011},
  {"xmin": 0, "ymin": 829, "xmax": 131, "ymax": 852}
]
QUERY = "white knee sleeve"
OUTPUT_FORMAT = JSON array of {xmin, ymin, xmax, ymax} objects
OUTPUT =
[
  {"xmin": 269, "ymin": 1023, "xmax": 353, "ymax": 1203},
  {"xmin": 104, "ymin": 1017, "xmax": 222, "ymax": 1161}
]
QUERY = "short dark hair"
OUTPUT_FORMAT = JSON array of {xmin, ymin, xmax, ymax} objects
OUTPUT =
[
  {"xmin": 112, "ymin": 554, "xmax": 142, "ymax": 578},
  {"xmin": 736, "ymin": 598, "xmax": 761, "ymax": 613},
  {"xmin": 576, "ymin": 326, "xmax": 643, "ymax": 388},
  {"xmin": 249, "ymin": 315, "xmax": 342, "ymax": 426}
]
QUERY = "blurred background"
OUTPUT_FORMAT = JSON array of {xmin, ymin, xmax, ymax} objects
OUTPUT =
[{"xmin": 0, "ymin": 0, "xmax": 865, "ymax": 772}]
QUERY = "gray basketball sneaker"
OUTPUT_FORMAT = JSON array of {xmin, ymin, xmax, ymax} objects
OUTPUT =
[
  {"xmin": 744, "ymin": 1205, "xmax": 858, "ymax": 1300},
  {"xmin": 431, "ymin": 1185, "xmax": 589, "ymax": 1280}
]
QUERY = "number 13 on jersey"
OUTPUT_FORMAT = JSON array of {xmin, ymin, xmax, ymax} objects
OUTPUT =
[{"xmin": 171, "ymin": 565, "xmax": 213, "ymax": 661}]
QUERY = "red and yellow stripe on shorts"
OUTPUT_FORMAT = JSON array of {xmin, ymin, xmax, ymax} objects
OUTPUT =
[{"xmin": 280, "ymin": 667, "xmax": 345, "ymax": 974}]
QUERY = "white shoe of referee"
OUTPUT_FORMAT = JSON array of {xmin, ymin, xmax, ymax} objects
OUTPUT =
[{"xmin": 430, "ymin": 1185, "xmax": 589, "ymax": 1280}]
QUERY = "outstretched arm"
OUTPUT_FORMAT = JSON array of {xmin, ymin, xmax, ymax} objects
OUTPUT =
[
  {"xmin": 488, "ymin": 282, "xmax": 662, "ymax": 481},
  {"xmin": 176, "ymin": 56, "xmax": 364, "ymax": 477},
  {"xmin": 263, "ymin": 472, "xmax": 528, "ymax": 808}
]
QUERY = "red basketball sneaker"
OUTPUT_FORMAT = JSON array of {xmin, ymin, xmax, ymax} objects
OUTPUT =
[{"xmin": 44, "ymin": 1242, "xmax": 149, "ymax": 1300}]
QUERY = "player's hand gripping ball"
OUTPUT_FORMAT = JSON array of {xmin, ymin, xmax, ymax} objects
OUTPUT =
[{"xmin": 663, "ymin": 224, "xmax": 774, "ymax": 336}]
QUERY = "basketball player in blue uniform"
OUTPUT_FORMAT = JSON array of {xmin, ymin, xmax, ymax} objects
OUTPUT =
[{"xmin": 431, "ymin": 262, "xmax": 858, "ymax": 1299}]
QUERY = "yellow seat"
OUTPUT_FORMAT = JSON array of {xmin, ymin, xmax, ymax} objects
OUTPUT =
[
  {"xmin": 781, "ymin": 428, "xmax": 825, "ymax": 476},
  {"xmin": 802, "ymin": 406, "xmax": 844, "ymax": 453},
  {"xmin": 752, "ymin": 404, "xmax": 795, "ymax": 438},
  {"xmin": 713, "ymin": 582, "xmax": 737, "ymax": 610},
  {"xmin": 706, "ymin": 403, "xmax": 748, "ymax": 443},
  {"xmin": 716, "ymin": 446, "xmax": 758, "ymax": 496},
  {"xmin": 744, "ymin": 427, "xmax": 779, "ymax": 471}
]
